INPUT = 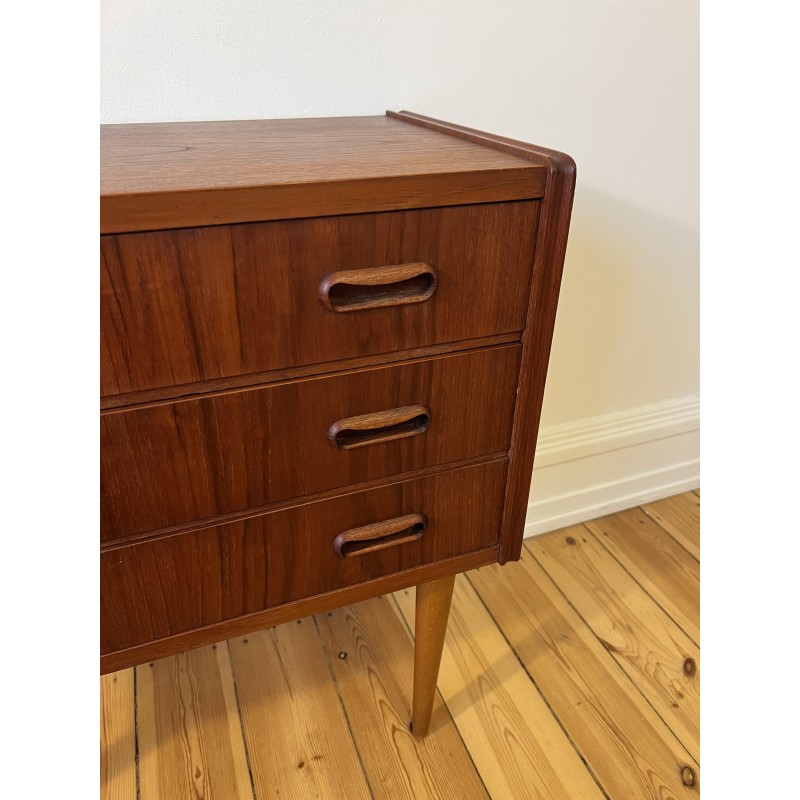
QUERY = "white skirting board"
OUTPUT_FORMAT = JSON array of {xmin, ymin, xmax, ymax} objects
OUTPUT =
[{"xmin": 524, "ymin": 395, "xmax": 700, "ymax": 538}]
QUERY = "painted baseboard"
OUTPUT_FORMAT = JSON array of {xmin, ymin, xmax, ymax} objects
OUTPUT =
[{"xmin": 524, "ymin": 395, "xmax": 700, "ymax": 537}]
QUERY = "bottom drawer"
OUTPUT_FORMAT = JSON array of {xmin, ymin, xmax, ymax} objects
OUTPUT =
[{"xmin": 101, "ymin": 460, "xmax": 506, "ymax": 655}]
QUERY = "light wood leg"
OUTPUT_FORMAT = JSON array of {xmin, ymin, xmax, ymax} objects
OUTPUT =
[{"xmin": 411, "ymin": 573, "xmax": 456, "ymax": 736}]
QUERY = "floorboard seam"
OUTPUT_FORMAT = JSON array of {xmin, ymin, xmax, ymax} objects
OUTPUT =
[
  {"xmin": 224, "ymin": 641, "xmax": 259, "ymax": 800},
  {"xmin": 583, "ymin": 524, "xmax": 700, "ymax": 648},
  {"xmin": 463, "ymin": 570, "xmax": 612, "ymax": 800},
  {"xmin": 107, "ymin": 493, "xmax": 701, "ymax": 799},
  {"xmin": 311, "ymin": 613, "xmax": 377, "ymax": 800},
  {"xmin": 133, "ymin": 667, "xmax": 140, "ymax": 800},
  {"xmin": 388, "ymin": 588, "xmax": 493, "ymax": 799},
  {"xmin": 522, "ymin": 539, "xmax": 699, "ymax": 768},
  {"xmin": 638, "ymin": 502, "xmax": 700, "ymax": 564}
]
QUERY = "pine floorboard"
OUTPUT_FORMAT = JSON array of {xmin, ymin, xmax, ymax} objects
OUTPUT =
[
  {"xmin": 585, "ymin": 508, "xmax": 700, "ymax": 646},
  {"xmin": 228, "ymin": 620, "xmax": 371, "ymax": 799},
  {"xmin": 642, "ymin": 493, "xmax": 700, "ymax": 561},
  {"xmin": 101, "ymin": 491, "xmax": 700, "ymax": 798},
  {"xmin": 315, "ymin": 594, "xmax": 489, "ymax": 799},
  {"xmin": 529, "ymin": 526, "xmax": 700, "ymax": 761},
  {"xmin": 100, "ymin": 669, "xmax": 136, "ymax": 800}
]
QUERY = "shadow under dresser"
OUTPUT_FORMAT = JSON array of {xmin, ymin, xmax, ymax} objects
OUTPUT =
[{"xmin": 100, "ymin": 110, "xmax": 576, "ymax": 736}]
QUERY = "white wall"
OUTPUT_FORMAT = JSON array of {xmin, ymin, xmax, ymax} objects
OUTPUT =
[{"xmin": 101, "ymin": 0, "xmax": 700, "ymax": 530}]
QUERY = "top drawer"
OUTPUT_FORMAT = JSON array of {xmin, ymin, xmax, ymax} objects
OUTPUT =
[{"xmin": 101, "ymin": 201, "xmax": 538, "ymax": 397}]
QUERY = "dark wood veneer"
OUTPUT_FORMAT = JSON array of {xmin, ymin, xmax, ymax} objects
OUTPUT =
[
  {"xmin": 101, "ymin": 453, "xmax": 509, "ymax": 551},
  {"xmin": 101, "ymin": 201, "xmax": 538, "ymax": 397},
  {"xmin": 101, "ymin": 345, "xmax": 519, "ymax": 541},
  {"xmin": 99, "ymin": 112, "xmax": 575, "ymax": 707},
  {"xmin": 100, "ymin": 546, "xmax": 498, "ymax": 675},
  {"xmin": 101, "ymin": 460, "xmax": 506, "ymax": 656},
  {"xmin": 100, "ymin": 333, "xmax": 520, "ymax": 411},
  {"xmin": 388, "ymin": 111, "xmax": 578, "ymax": 564},
  {"xmin": 100, "ymin": 116, "xmax": 546, "ymax": 232}
]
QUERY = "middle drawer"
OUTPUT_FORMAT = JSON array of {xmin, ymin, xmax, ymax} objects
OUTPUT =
[{"xmin": 101, "ymin": 344, "xmax": 520, "ymax": 541}]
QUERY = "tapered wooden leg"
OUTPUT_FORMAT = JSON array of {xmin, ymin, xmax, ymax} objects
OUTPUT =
[{"xmin": 411, "ymin": 573, "xmax": 456, "ymax": 737}]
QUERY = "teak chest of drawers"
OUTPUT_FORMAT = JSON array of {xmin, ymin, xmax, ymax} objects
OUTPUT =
[{"xmin": 100, "ymin": 110, "xmax": 576, "ymax": 736}]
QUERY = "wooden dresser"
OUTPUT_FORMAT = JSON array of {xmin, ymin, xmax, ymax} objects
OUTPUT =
[{"xmin": 100, "ymin": 111, "xmax": 575, "ymax": 735}]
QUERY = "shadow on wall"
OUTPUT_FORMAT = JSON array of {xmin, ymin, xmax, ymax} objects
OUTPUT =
[{"xmin": 541, "ymin": 185, "xmax": 700, "ymax": 426}]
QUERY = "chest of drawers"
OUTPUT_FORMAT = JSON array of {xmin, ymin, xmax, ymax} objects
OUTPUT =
[{"xmin": 100, "ymin": 110, "xmax": 575, "ymax": 736}]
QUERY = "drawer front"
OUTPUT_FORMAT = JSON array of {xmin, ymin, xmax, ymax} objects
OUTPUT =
[
  {"xmin": 101, "ymin": 201, "xmax": 538, "ymax": 397},
  {"xmin": 101, "ymin": 345, "xmax": 520, "ymax": 541},
  {"xmin": 101, "ymin": 460, "xmax": 506, "ymax": 654}
]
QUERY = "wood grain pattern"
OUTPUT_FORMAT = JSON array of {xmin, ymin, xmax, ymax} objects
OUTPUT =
[
  {"xmin": 101, "ymin": 461, "xmax": 506, "ymax": 657},
  {"xmin": 469, "ymin": 551, "xmax": 699, "ymax": 799},
  {"xmin": 319, "ymin": 261, "xmax": 437, "ymax": 313},
  {"xmin": 642, "ymin": 492, "xmax": 700, "ymax": 560},
  {"xmin": 411, "ymin": 574, "xmax": 456, "ymax": 736},
  {"xmin": 228, "ymin": 622, "xmax": 371, "ymax": 799},
  {"xmin": 100, "ymin": 669, "xmax": 136, "ymax": 800},
  {"xmin": 387, "ymin": 111, "xmax": 577, "ymax": 565},
  {"xmin": 327, "ymin": 405, "xmax": 431, "ymax": 451},
  {"xmin": 102, "ymin": 454, "xmax": 503, "ymax": 550},
  {"xmin": 316, "ymin": 595, "xmax": 489, "ymax": 798},
  {"xmin": 529, "ymin": 527, "xmax": 700, "ymax": 760},
  {"xmin": 136, "ymin": 644, "xmax": 253, "ymax": 800},
  {"xmin": 100, "ymin": 495, "xmax": 700, "ymax": 799},
  {"xmin": 101, "ymin": 346, "xmax": 518, "ymax": 541},
  {"xmin": 333, "ymin": 513, "xmax": 427, "ymax": 557},
  {"xmin": 586, "ymin": 508, "xmax": 700, "ymax": 645},
  {"xmin": 100, "ymin": 333, "xmax": 520, "ymax": 411},
  {"xmin": 101, "ymin": 116, "xmax": 546, "ymax": 232},
  {"xmin": 101, "ymin": 546, "xmax": 498, "ymax": 675},
  {"xmin": 99, "ymin": 113, "xmax": 577, "ymax": 713},
  {"xmin": 394, "ymin": 578, "xmax": 607, "ymax": 800},
  {"xmin": 101, "ymin": 201, "xmax": 537, "ymax": 397}
]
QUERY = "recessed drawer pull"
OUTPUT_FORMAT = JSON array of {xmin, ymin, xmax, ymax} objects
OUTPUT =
[
  {"xmin": 319, "ymin": 262, "xmax": 437, "ymax": 312},
  {"xmin": 327, "ymin": 404, "xmax": 431, "ymax": 450},
  {"xmin": 333, "ymin": 513, "xmax": 427, "ymax": 558}
]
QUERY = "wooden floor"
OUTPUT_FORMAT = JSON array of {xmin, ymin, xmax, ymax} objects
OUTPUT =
[{"xmin": 101, "ymin": 491, "xmax": 700, "ymax": 799}]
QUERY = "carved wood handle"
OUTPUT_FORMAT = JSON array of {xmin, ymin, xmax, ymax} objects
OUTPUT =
[
  {"xmin": 333, "ymin": 514, "xmax": 427, "ymax": 557},
  {"xmin": 319, "ymin": 262, "xmax": 437, "ymax": 312},
  {"xmin": 327, "ymin": 404, "xmax": 430, "ymax": 450}
]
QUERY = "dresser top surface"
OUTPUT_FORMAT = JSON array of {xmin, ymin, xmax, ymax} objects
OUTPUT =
[{"xmin": 101, "ymin": 114, "xmax": 542, "ymax": 196}]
